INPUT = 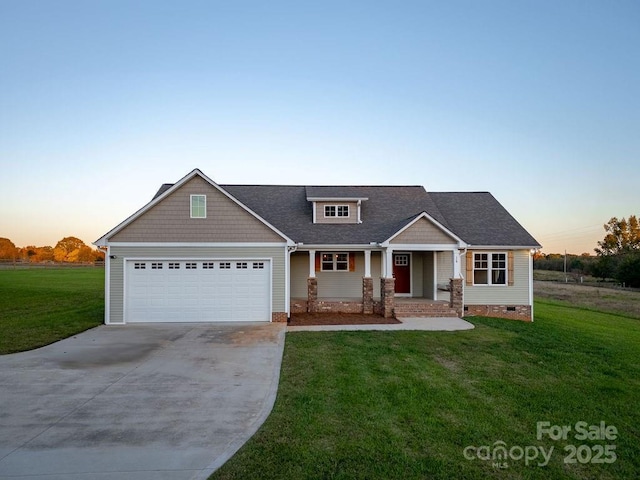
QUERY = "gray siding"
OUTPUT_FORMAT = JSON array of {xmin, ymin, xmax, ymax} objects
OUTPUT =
[
  {"xmin": 436, "ymin": 251, "xmax": 454, "ymax": 301},
  {"xmin": 391, "ymin": 217, "xmax": 457, "ymax": 244},
  {"xmin": 108, "ymin": 245, "xmax": 286, "ymax": 324},
  {"xmin": 423, "ymin": 251, "xmax": 435, "ymax": 300},
  {"xmin": 314, "ymin": 201, "xmax": 359, "ymax": 224},
  {"xmin": 290, "ymin": 251, "xmax": 382, "ymax": 299},
  {"xmin": 463, "ymin": 250, "xmax": 531, "ymax": 305},
  {"xmin": 110, "ymin": 176, "xmax": 284, "ymax": 243}
]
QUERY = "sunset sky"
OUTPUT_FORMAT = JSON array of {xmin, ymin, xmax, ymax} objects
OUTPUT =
[{"xmin": 1, "ymin": 1, "xmax": 638, "ymax": 254}]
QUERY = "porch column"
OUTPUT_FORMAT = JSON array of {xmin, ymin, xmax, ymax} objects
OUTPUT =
[
  {"xmin": 453, "ymin": 248, "xmax": 462, "ymax": 278},
  {"xmin": 308, "ymin": 250, "xmax": 316, "ymax": 278},
  {"xmin": 450, "ymin": 278, "xmax": 463, "ymax": 318},
  {"xmin": 385, "ymin": 247, "xmax": 394, "ymax": 278},
  {"xmin": 364, "ymin": 250, "xmax": 371, "ymax": 277},
  {"xmin": 307, "ymin": 250, "xmax": 317, "ymax": 313}
]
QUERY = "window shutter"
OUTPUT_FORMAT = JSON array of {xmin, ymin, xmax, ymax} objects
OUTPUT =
[
  {"xmin": 508, "ymin": 251, "xmax": 514, "ymax": 286},
  {"xmin": 466, "ymin": 251, "xmax": 473, "ymax": 286},
  {"xmin": 315, "ymin": 252, "xmax": 321, "ymax": 272},
  {"xmin": 349, "ymin": 253, "xmax": 356, "ymax": 272}
]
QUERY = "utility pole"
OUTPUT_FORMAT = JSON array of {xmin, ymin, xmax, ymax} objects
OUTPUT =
[{"xmin": 564, "ymin": 249, "xmax": 567, "ymax": 283}]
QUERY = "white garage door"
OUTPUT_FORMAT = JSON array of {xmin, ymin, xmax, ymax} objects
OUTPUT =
[{"xmin": 125, "ymin": 259, "xmax": 270, "ymax": 323}]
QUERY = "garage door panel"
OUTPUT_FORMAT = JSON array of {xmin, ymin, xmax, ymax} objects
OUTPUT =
[{"xmin": 125, "ymin": 259, "xmax": 270, "ymax": 323}]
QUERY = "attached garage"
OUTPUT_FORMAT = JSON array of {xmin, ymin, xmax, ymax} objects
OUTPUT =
[{"xmin": 125, "ymin": 259, "xmax": 271, "ymax": 323}]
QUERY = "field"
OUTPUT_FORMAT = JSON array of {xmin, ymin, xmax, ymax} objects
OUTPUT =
[
  {"xmin": 0, "ymin": 268, "xmax": 104, "ymax": 354},
  {"xmin": 212, "ymin": 289, "xmax": 640, "ymax": 479},
  {"xmin": 1, "ymin": 269, "xmax": 638, "ymax": 478}
]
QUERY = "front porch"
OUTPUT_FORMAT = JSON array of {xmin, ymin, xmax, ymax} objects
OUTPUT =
[{"xmin": 289, "ymin": 248, "xmax": 464, "ymax": 319}]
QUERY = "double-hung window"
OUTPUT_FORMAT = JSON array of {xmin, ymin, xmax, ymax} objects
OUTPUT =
[
  {"xmin": 324, "ymin": 205, "xmax": 349, "ymax": 218},
  {"xmin": 190, "ymin": 195, "xmax": 206, "ymax": 218},
  {"xmin": 321, "ymin": 252, "xmax": 349, "ymax": 271},
  {"xmin": 473, "ymin": 253, "xmax": 507, "ymax": 285}
]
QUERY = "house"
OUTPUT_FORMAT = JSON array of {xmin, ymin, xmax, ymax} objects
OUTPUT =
[{"xmin": 94, "ymin": 168, "xmax": 541, "ymax": 324}]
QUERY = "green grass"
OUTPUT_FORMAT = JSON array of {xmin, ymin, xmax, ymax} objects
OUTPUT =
[
  {"xmin": 212, "ymin": 302, "xmax": 640, "ymax": 479},
  {"xmin": 0, "ymin": 268, "xmax": 104, "ymax": 354}
]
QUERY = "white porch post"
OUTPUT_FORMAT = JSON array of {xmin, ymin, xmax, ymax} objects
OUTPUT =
[
  {"xmin": 308, "ymin": 250, "xmax": 316, "ymax": 278},
  {"xmin": 364, "ymin": 250, "xmax": 371, "ymax": 277},
  {"xmin": 453, "ymin": 248, "xmax": 462, "ymax": 278},
  {"xmin": 385, "ymin": 248, "xmax": 394, "ymax": 278}
]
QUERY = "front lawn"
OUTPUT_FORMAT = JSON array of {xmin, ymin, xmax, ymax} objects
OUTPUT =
[
  {"xmin": 212, "ymin": 301, "xmax": 640, "ymax": 479},
  {"xmin": 0, "ymin": 268, "xmax": 104, "ymax": 354}
]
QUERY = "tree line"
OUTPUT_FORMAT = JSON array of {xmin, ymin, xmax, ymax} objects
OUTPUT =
[
  {"xmin": 0, "ymin": 236, "xmax": 105, "ymax": 263},
  {"xmin": 534, "ymin": 215, "xmax": 640, "ymax": 288}
]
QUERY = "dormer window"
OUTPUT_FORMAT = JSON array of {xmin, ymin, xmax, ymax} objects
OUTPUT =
[
  {"xmin": 190, "ymin": 195, "xmax": 206, "ymax": 218},
  {"xmin": 324, "ymin": 205, "xmax": 349, "ymax": 218}
]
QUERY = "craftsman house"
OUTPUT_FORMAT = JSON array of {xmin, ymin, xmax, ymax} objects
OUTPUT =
[{"xmin": 94, "ymin": 168, "xmax": 541, "ymax": 324}]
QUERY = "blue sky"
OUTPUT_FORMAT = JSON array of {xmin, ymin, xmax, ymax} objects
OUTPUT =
[{"xmin": 1, "ymin": 0, "xmax": 638, "ymax": 254}]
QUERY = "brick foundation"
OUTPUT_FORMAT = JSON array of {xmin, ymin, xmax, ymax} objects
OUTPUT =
[
  {"xmin": 307, "ymin": 277, "xmax": 318, "ymax": 313},
  {"xmin": 464, "ymin": 305, "xmax": 533, "ymax": 322},
  {"xmin": 380, "ymin": 278, "xmax": 395, "ymax": 318},
  {"xmin": 314, "ymin": 300, "xmax": 364, "ymax": 313},
  {"xmin": 449, "ymin": 278, "xmax": 463, "ymax": 318},
  {"xmin": 363, "ymin": 277, "xmax": 374, "ymax": 314},
  {"xmin": 291, "ymin": 299, "xmax": 307, "ymax": 314},
  {"xmin": 272, "ymin": 312, "xmax": 288, "ymax": 322}
]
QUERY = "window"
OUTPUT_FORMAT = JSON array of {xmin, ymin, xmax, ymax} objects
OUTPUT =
[
  {"xmin": 220, "ymin": 262, "xmax": 231, "ymax": 269},
  {"xmin": 324, "ymin": 205, "xmax": 349, "ymax": 218},
  {"xmin": 473, "ymin": 253, "xmax": 507, "ymax": 285},
  {"xmin": 236, "ymin": 262, "xmax": 248, "ymax": 269},
  {"xmin": 151, "ymin": 262, "xmax": 163, "ymax": 270},
  {"xmin": 185, "ymin": 262, "xmax": 197, "ymax": 269},
  {"xmin": 253, "ymin": 262, "xmax": 265, "ymax": 269},
  {"xmin": 134, "ymin": 262, "xmax": 146, "ymax": 270},
  {"xmin": 321, "ymin": 252, "xmax": 349, "ymax": 271},
  {"xmin": 168, "ymin": 262, "xmax": 180, "ymax": 269},
  {"xmin": 190, "ymin": 195, "xmax": 206, "ymax": 218},
  {"xmin": 202, "ymin": 262, "xmax": 215, "ymax": 269}
]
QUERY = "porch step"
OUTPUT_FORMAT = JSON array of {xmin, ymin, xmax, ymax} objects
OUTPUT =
[{"xmin": 393, "ymin": 301, "xmax": 459, "ymax": 318}]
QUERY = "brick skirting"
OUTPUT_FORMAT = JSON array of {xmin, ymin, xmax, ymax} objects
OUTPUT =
[
  {"xmin": 464, "ymin": 305, "xmax": 533, "ymax": 322},
  {"xmin": 272, "ymin": 312, "xmax": 288, "ymax": 322}
]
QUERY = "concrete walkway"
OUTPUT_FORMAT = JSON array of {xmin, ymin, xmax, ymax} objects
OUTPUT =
[
  {"xmin": 287, "ymin": 317, "xmax": 475, "ymax": 332},
  {"xmin": 0, "ymin": 322, "xmax": 286, "ymax": 480}
]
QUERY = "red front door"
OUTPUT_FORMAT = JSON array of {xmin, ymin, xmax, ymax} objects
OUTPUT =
[{"xmin": 393, "ymin": 253, "xmax": 411, "ymax": 294}]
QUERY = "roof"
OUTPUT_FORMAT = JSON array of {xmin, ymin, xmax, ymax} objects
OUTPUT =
[
  {"xmin": 143, "ymin": 175, "xmax": 541, "ymax": 248},
  {"xmin": 221, "ymin": 185, "xmax": 540, "ymax": 247}
]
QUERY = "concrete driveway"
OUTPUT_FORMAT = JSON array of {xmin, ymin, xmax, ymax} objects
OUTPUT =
[{"xmin": 0, "ymin": 322, "xmax": 286, "ymax": 480}]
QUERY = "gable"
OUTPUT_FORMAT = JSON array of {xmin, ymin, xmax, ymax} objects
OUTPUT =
[
  {"xmin": 390, "ymin": 217, "xmax": 458, "ymax": 245},
  {"xmin": 109, "ymin": 176, "xmax": 285, "ymax": 243}
]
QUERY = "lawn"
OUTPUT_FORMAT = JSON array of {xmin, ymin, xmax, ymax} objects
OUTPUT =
[
  {"xmin": 212, "ymin": 302, "xmax": 640, "ymax": 479},
  {"xmin": 0, "ymin": 267, "xmax": 104, "ymax": 354}
]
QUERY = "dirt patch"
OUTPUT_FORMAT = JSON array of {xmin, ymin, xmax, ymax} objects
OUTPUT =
[{"xmin": 288, "ymin": 313, "xmax": 401, "ymax": 326}]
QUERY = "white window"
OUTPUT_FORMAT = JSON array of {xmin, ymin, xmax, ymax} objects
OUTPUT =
[
  {"xmin": 324, "ymin": 205, "xmax": 349, "ymax": 218},
  {"xmin": 253, "ymin": 262, "xmax": 265, "ymax": 269},
  {"xmin": 321, "ymin": 252, "xmax": 349, "ymax": 271},
  {"xmin": 236, "ymin": 262, "xmax": 248, "ymax": 269},
  {"xmin": 151, "ymin": 262, "xmax": 163, "ymax": 270},
  {"xmin": 220, "ymin": 262, "xmax": 231, "ymax": 269},
  {"xmin": 185, "ymin": 262, "xmax": 197, "ymax": 269},
  {"xmin": 190, "ymin": 195, "xmax": 206, "ymax": 218},
  {"xmin": 168, "ymin": 262, "xmax": 180, "ymax": 269},
  {"xmin": 474, "ymin": 253, "xmax": 507, "ymax": 285},
  {"xmin": 134, "ymin": 262, "xmax": 146, "ymax": 270},
  {"xmin": 202, "ymin": 262, "xmax": 215, "ymax": 269}
]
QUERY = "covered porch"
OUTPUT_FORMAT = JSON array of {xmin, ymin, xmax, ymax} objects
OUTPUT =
[{"xmin": 288, "ymin": 246, "xmax": 464, "ymax": 318}]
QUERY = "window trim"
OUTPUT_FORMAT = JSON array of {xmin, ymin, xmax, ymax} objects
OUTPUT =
[
  {"xmin": 324, "ymin": 204, "xmax": 350, "ymax": 218},
  {"xmin": 190, "ymin": 194, "xmax": 207, "ymax": 219},
  {"xmin": 320, "ymin": 252, "xmax": 350, "ymax": 272},
  {"xmin": 473, "ymin": 252, "xmax": 508, "ymax": 286}
]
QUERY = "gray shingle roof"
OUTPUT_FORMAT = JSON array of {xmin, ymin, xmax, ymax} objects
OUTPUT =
[
  {"xmin": 151, "ymin": 180, "xmax": 540, "ymax": 247},
  {"xmin": 221, "ymin": 185, "xmax": 540, "ymax": 247}
]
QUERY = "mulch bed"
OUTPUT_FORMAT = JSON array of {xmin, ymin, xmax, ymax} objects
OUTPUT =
[{"xmin": 288, "ymin": 312, "xmax": 401, "ymax": 326}]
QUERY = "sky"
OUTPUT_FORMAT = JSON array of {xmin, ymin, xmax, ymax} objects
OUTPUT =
[{"xmin": 1, "ymin": 0, "xmax": 639, "ymax": 254}]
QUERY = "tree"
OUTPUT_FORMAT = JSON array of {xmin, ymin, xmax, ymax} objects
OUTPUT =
[
  {"xmin": 595, "ymin": 215, "xmax": 640, "ymax": 285},
  {"xmin": 54, "ymin": 236, "xmax": 87, "ymax": 262},
  {"xmin": 595, "ymin": 216, "xmax": 640, "ymax": 256},
  {"xmin": 0, "ymin": 238, "xmax": 18, "ymax": 260}
]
